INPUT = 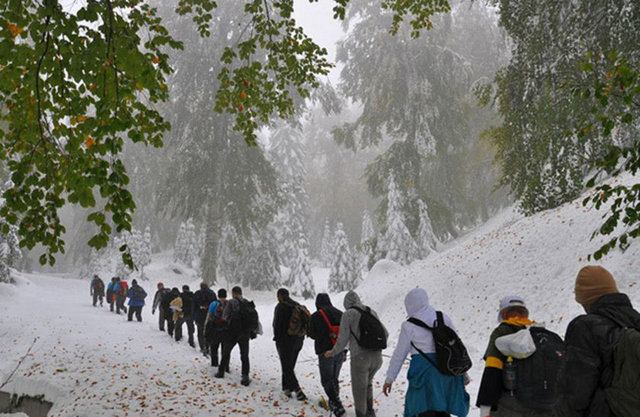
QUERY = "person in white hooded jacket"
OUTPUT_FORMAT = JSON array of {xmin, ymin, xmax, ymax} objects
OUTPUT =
[{"xmin": 383, "ymin": 288, "xmax": 470, "ymax": 417}]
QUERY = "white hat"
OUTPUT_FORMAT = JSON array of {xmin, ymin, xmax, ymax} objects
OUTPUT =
[{"xmin": 497, "ymin": 295, "xmax": 528, "ymax": 322}]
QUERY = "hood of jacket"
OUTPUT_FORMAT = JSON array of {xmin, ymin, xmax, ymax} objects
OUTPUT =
[
  {"xmin": 405, "ymin": 288, "xmax": 437, "ymax": 327},
  {"xmin": 590, "ymin": 293, "xmax": 640, "ymax": 328},
  {"xmin": 316, "ymin": 293, "xmax": 333, "ymax": 310},
  {"xmin": 343, "ymin": 291, "xmax": 362, "ymax": 309}
]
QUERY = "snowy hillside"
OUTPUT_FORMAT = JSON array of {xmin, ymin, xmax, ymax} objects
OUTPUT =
[{"xmin": 1, "ymin": 177, "xmax": 640, "ymax": 416}]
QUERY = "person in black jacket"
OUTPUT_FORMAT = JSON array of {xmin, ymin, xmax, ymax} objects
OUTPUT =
[
  {"xmin": 175, "ymin": 285, "xmax": 196, "ymax": 347},
  {"xmin": 152, "ymin": 282, "xmax": 171, "ymax": 332},
  {"xmin": 273, "ymin": 288, "xmax": 307, "ymax": 400},
  {"xmin": 162, "ymin": 287, "xmax": 180, "ymax": 337},
  {"xmin": 555, "ymin": 265, "xmax": 640, "ymax": 417},
  {"xmin": 308, "ymin": 293, "xmax": 345, "ymax": 417},
  {"xmin": 193, "ymin": 282, "xmax": 216, "ymax": 355}
]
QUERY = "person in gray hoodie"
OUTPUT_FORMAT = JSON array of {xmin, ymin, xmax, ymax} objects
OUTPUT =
[{"xmin": 324, "ymin": 290, "xmax": 388, "ymax": 417}]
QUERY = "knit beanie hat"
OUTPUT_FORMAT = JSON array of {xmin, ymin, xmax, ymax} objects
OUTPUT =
[
  {"xmin": 497, "ymin": 295, "xmax": 528, "ymax": 323},
  {"xmin": 575, "ymin": 265, "xmax": 618, "ymax": 308}
]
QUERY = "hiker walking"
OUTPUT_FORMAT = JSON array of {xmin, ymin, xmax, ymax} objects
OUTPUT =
[
  {"xmin": 178, "ymin": 285, "xmax": 196, "ymax": 348},
  {"xmin": 90, "ymin": 275, "xmax": 105, "ymax": 307},
  {"xmin": 193, "ymin": 282, "xmax": 216, "ymax": 355},
  {"xmin": 477, "ymin": 296, "xmax": 563, "ymax": 417},
  {"xmin": 106, "ymin": 277, "xmax": 117, "ymax": 312},
  {"xmin": 308, "ymin": 293, "xmax": 345, "ymax": 417},
  {"xmin": 215, "ymin": 286, "xmax": 259, "ymax": 387},
  {"xmin": 383, "ymin": 288, "xmax": 470, "ymax": 417},
  {"xmin": 126, "ymin": 279, "xmax": 147, "ymax": 322},
  {"xmin": 152, "ymin": 282, "xmax": 171, "ymax": 331},
  {"xmin": 205, "ymin": 288, "xmax": 228, "ymax": 368},
  {"xmin": 273, "ymin": 288, "xmax": 308, "ymax": 400},
  {"xmin": 324, "ymin": 290, "xmax": 388, "ymax": 417},
  {"xmin": 555, "ymin": 266, "xmax": 640, "ymax": 417},
  {"xmin": 114, "ymin": 278, "xmax": 129, "ymax": 315},
  {"xmin": 170, "ymin": 287, "xmax": 185, "ymax": 341},
  {"xmin": 164, "ymin": 287, "xmax": 180, "ymax": 337}
]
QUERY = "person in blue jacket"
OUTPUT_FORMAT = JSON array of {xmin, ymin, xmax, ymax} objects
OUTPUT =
[
  {"xmin": 126, "ymin": 279, "xmax": 147, "ymax": 322},
  {"xmin": 106, "ymin": 277, "xmax": 117, "ymax": 312}
]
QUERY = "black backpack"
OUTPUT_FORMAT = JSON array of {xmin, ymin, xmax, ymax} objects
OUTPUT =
[
  {"xmin": 602, "ymin": 324, "xmax": 640, "ymax": 417},
  {"xmin": 408, "ymin": 311, "xmax": 472, "ymax": 376},
  {"xmin": 238, "ymin": 299, "xmax": 259, "ymax": 334},
  {"xmin": 350, "ymin": 306, "xmax": 387, "ymax": 350},
  {"xmin": 512, "ymin": 327, "xmax": 564, "ymax": 410}
]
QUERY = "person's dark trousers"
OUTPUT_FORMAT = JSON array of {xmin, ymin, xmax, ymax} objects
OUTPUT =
[
  {"xmin": 185, "ymin": 317, "xmax": 195, "ymax": 347},
  {"xmin": 418, "ymin": 412, "xmax": 449, "ymax": 417},
  {"xmin": 166, "ymin": 310, "xmax": 175, "ymax": 336},
  {"xmin": 219, "ymin": 333, "xmax": 250, "ymax": 377},
  {"xmin": 158, "ymin": 308, "xmax": 166, "ymax": 331},
  {"xmin": 174, "ymin": 317, "xmax": 184, "ymax": 341},
  {"xmin": 115, "ymin": 296, "xmax": 122, "ymax": 314},
  {"xmin": 196, "ymin": 319, "xmax": 207, "ymax": 351},
  {"xmin": 318, "ymin": 351, "xmax": 344, "ymax": 404},
  {"xmin": 128, "ymin": 306, "xmax": 143, "ymax": 322},
  {"xmin": 92, "ymin": 293, "xmax": 103, "ymax": 306},
  {"xmin": 109, "ymin": 298, "xmax": 114, "ymax": 312},
  {"xmin": 276, "ymin": 337, "xmax": 304, "ymax": 391},
  {"xmin": 210, "ymin": 331, "xmax": 223, "ymax": 366}
]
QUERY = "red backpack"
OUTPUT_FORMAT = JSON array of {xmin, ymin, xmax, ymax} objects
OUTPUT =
[{"xmin": 319, "ymin": 309, "xmax": 340, "ymax": 346}]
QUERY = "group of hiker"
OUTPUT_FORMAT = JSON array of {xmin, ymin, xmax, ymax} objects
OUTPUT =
[
  {"xmin": 90, "ymin": 275, "xmax": 148, "ymax": 321},
  {"xmin": 89, "ymin": 265, "xmax": 640, "ymax": 417}
]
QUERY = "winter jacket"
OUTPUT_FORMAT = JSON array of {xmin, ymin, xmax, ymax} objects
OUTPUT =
[
  {"xmin": 205, "ymin": 299, "xmax": 228, "ymax": 331},
  {"xmin": 161, "ymin": 289, "xmax": 178, "ymax": 313},
  {"xmin": 193, "ymin": 288, "xmax": 216, "ymax": 323},
  {"xmin": 327, "ymin": 291, "xmax": 388, "ymax": 358},
  {"xmin": 308, "ymin": 293, "xmax": 343, "ymax": 354},
  {"xmin": 114, "ymin": 281, "xmax": 128, "ymax": 299},
  {"xmin": 385, "ymin": 288, "xmax": 457, "ymax": 383},
  {"xmin": 181, "ymin": 290, "xmax": 194, "ymax": 320},
  {"xmin": 555, "ymin": 293, "xmax": 640, "ymax": 417},
  {"xmin": 273, "ymin": 296, "xmax": 304, "ymax": 343},
  {"xmin": 169, "ymin": 290, "xmax": 184, "ymax": 321},
  {"xmin": 127, "ymin": 283, "xmax": 147, "ymax": 307},
  {"xmin": 152, "ymin": 288, "xmax": 170, "ymax": 313},
  {"xmin": 90, "ymin": 278, "xmax": 105, "ymax": 295}
]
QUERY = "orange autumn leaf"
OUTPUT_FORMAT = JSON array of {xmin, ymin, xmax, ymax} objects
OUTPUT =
[
  {"xmin": 85, "ymin": 137, "xmax": 95, "ymax": 149},
  {"xmin": 8, "ymin": 24, "xmax": 23, "ymax": 37},
  {"xmin": 239, "ymin": 91, "xmax": 247, "ymax": 100},
  {"xmin": 152, "ymin": 57, "xmax": 161, "ymax": 64}
]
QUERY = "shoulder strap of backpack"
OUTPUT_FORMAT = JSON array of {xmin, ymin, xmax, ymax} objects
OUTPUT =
[
  {"xmin": 407, "ymin": 317, "xmax": 434, "ymax": 330},
  {"xmin": 410, "ymin": 341, "xmax": 439, "ymax": 369},
  {"xmin": 436, "ymin": 311, "xmax": 444, "ymax": 327},
  {"xmin": 319, "ymin": 309, "xmax": 333, "ymax": 329}
]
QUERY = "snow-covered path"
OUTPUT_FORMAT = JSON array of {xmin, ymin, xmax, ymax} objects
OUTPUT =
[{"xmin": 0, "ymin": 272, "xmax": 406, "ymax": 417}]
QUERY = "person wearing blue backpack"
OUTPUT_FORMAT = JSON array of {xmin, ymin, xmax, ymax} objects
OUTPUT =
[
  {"xmin": 126, "ymin": 279, "xmax": 147, "ymax": 322},
  {"xmin": 383, "ymin": 288, "xmax": 470, "ymax": 417}
]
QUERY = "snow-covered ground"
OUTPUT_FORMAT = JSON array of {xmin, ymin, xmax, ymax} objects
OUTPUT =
[{"xmin": 2, "ymin": 177, "xmax": 640, "ymax": 416}]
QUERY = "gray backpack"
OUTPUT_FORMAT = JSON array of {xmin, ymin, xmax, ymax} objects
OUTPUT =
[{"xmin": 605, "ymin": 327, "xmax": 640, "ymax": 417}]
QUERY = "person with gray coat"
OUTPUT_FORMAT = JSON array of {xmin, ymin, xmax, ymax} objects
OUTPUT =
[{"xmin": 324, "ymin": 290, "xmax": 388, "ymax": 417}]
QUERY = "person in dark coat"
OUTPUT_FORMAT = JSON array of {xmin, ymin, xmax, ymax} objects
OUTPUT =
[
  {"xmin": 106, "ymin": 277, "xmax": 117, "ymax": 312},
  {"xmin": 193, "ymin": 282, "xmax": 216, "ymax": 355},
  {"xmin": 114, "ymin": 277, "xmax": 128, "ymax": 315},
  {"xmin": 273, "ymin": 288, "xmax": 307, "ymax": 400},
  {"xmin": 308, "ymin": 293, "xmax": 345, "ymax": 416},
  {"xmin": 174, "ymin": 285, "xmax": 195, "ymax": 347},
  {"xmin": 205, "ymin": 288, "xmax": 227, "ymax": 368},
  {"xmin": 152, "ymin": 282, "xmax": 171, "ymax": 331},
  {"xmin": 555, "ymin": 265, "xmax": 640, "ymax": 417},
  {"xmin": 163, "ymin": 287, "xmax": 180, "ymax": 337},
  {"xmin": 90, "ymin": 275, "xmax": 105, "ymax": 307},
  {"xmin": 126, "ymin": 279, "xmax": 147, "ymax": 322}
]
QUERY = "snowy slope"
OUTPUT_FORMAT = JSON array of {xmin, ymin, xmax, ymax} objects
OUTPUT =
[{"xmin": 1, "ymin": 176, "xmax": 640, "ymax": 416}]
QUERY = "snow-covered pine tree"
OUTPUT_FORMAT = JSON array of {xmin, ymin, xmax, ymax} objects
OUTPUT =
[
  {"xmin": 137, "ymin": 226, "xmax": 152, "ymax": 280},
  {"xmin": 174, "ymin": 222, "xmax": 187, "ymax": 263},
  {"xmin": 289, "ymin": 236, "xmax": 315, "ymax": 299},
  {"xmin": 349, "ymin": 245, "xmax": 363, "ymax": 288},
  {"xmin": 0, "ymin": 221, "xmax": 21, "ymax": 283},
  {"xmin": 241, "ymin": 227, "xmax": 281, "ymax": 291},
  {"xmin": 416, "ymin": 199, "xmax": 438, "ymax": 259},
  {"xmin": 217, "ymin": 224, "xmax": 240, "ymax": 287},
  {"xmin": 328, "ymin": 223, "xmax": 355, "ymax": 292},
  {"xmin": 184, "ymin": 218, "xmax": 198, "ymax": 268},
  {"xmin": 319, "ymin": 219, "xmax": 333, "ymax": 267},
  {"xmin": 384, "ymin": 173, "xmax": 418, "ymax": 265},
  {"xmin": 360, "ymin": 211, "xmax": 376, "ymax": 271}
]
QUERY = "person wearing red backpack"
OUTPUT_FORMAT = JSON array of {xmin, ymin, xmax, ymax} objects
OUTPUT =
[{"xmin": 308, "ymin": 293, "xmax": 346, "ymax": 417}]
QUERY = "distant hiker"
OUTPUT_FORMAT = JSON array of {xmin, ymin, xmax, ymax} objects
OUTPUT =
[
  {"xmin": 152, "ymin": 282, "xmax": 171, "ymax": 331},
  {"xmin": 164, "ymin": 287, "xmax": 180, "ymax": 337},
  {"xmin": 273, "ymin": 288, "xmax": 309, "ymax": 400},
  {"xmin": 555, "ymin": 266, "xmax": 640, "ymax": 417},
  {"xmin": 205, "ymin": 288, "xmax": 227, "ymax": 368},
  {"xmin": 324, "ymin": 290, "xmax": 388, "ymax": 417},
  {"xmin": 215, "ymin": 286, "xmax": 260, "ymax": 386},
  {"xmin": 193, "ymin": 281, "xmax": 216, "ymax": 355},
  {"xmin": 169, "ymin": 287, "xmax": 184, "ymax": 341},
  {"xmin": 106, "ymin": 277, "xmax": 117, "ymax": 312},
  {"xmin": 114, "ymin": 278, "xmax": 129, "ymax": 315},
  {"xmin": 383, "ymin": 288, "xmax": 470, "ymax": 417},
  {"xmin": 308, "ymin": 293, "xmax": 345, "ymax": 416},
  {"xmin": 175, "ymin": 285, "xmax": 196, "ymax": 347},
  {"xmin": 477, "ymin": 296, "xmax": 563, "ymax": 417},
  {"xmin": 90, "ymin": 275, "xmax": 105, "ymax": 307},
  {"xmin": 126, "ymin": 279, "xmax": 147, "ymax": 322}
]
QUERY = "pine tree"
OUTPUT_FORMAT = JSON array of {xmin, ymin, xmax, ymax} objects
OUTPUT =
[
  {"xmin": 217, "ymin": 224, "xmax": 241, "ymax": 287},
  {"xmin": 319, "ymin": 219, "xmax": 333, "ymax": 267},
  {"xmin": 184, "ymin": 218, "xmax": 198, "ymax": 268},
  {"xmin": 416, "ymin": 199, "xmax": 438, "ymax": 259},
  {"xmin": 384, "ymin": 173, "xmax": 418, "ymax": 265},
  {"xmin": 0, "ymin": 221, "xmax": 21, "ymax": 283},
  {"xmin": 289, "ymin": 236, "xmax": 315, "ymax": 299},
  {"xmin": 328, "ymin": 223, "xmax": 356, "ymax": 292},
  {"xmin": 174, "ymin": 222, "xmax": 187, "ymax": 263},
  {"xmin": 360, "ymin": 211, "xmax": 376, "ymax": 271},
  {"xmin": 137, "ymin": 226, "xmax": 152, "ymax": 280},
  {"xmin": 241, "ymin": 228, "xmax": 281, "ymax": 291},
  {"xmin": 349, "ymin": 246, "xmax": 363, "ymax": 288}
]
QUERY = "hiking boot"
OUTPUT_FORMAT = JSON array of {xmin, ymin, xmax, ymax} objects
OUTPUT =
[
  {"xmin": 283, "ymin": 390, "xmax": 292, "ymax": 398},
  {"xmin": 214, "ymin": 371, "xmax": 224, "ymax": 379},
  {"xmin": 240, "ymin": 375, "xmax": 251, "ymax": 386},
  {"xmin": 331, "ymin": 401, "xmax": 346, "ymax": 417},
  {"xmin": 294, "ymin": 389, "xmax": 307, "ymax": 401}
]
